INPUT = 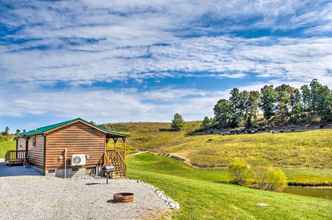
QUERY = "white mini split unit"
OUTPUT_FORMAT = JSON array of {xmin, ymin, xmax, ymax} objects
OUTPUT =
[{"xmin": 71, "ymin": 154, "xmax": 86, "ymax": 166}]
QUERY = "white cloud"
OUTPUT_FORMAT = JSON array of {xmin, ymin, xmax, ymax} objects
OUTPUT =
[
  {"xmin": 0, "ymin": 86, "xmax": 228, "ymax": 123},
  {"xmin": 2, "ymin": 36, "xmax": 332, "ymax": 85},
  {"xmin": 1, "ymin": 0, "xmax": 332, "ymax": 126},
  {"xmin": 1, "ymin": 0, "xmax": 332, "ymax": 85}
]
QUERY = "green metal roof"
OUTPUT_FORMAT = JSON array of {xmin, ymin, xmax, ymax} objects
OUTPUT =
[{"xmin": 18, "ymin": 118, "xmax": 129, "ymax": 138}]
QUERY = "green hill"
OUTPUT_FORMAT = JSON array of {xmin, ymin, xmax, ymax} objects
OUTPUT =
[
  {"xmin": 110, "ymin": 122, "xmax": 332, "ymax": 168},
  {"xmin": 110, "ymin": 122, "xmax": 332, "ymax": 184},
  {"xmin": 128, "ymin": 152, "xmax": 332, "ymax": 220},
  {"xmin": 108, "ymin": 121, "xmax": 201, "ymax": 151},
  {"xmin": 0, "ymin": 136, "xmax": 15, "ymax": 158}
]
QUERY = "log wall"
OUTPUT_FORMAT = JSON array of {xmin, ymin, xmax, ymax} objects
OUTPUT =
[
  {"xmin": 45, "ymin": 122, "xmax": 106, "ymax": 170},
  {"xmin": 27, "ymin": 135, "xmax": 44, "ymax": 168}
]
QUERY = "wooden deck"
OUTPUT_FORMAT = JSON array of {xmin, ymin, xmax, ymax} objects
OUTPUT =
[{"xmin": 5, "ymin": 150, "xmax": 26, "ymax": 166}]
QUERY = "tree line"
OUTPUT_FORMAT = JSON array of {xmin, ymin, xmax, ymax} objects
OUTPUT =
[{"xmin": 202, "ymin": 79, "xmax": 332, "ymax": 129}]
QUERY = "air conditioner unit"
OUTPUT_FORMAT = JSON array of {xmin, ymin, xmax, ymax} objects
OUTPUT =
[{"xmin": 71, "ymin": 154, "xmax": 86, "ymax": 166}]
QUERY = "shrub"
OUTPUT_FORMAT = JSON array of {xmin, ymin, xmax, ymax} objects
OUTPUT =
[
  {"xmin": 229, "ymin": 159, "xmax": 251, "ymax": 185},
  {"xmin": 253, "ymin": 166, "xmax": 287, "ymax": 192}
]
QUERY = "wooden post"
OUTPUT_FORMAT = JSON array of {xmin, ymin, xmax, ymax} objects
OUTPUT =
[
  {"xmin": 122, "ymin": 137, "xmax": 127, "ymax": 160},
  {"xmin": 64, "ymin": 148, "xmax": 67, "ymax": 178},
  {"xmin": 113, "ymin": 137, "xmax": 118, "ymax": 150},
  {"xmin": 25, "ymin": 137, "xmax": 29, "ymax": 163}
]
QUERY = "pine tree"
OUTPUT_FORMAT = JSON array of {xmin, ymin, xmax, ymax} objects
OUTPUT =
[{"xmin": 171, "ymin": 113, "xmax": 185, "ymax": 131}]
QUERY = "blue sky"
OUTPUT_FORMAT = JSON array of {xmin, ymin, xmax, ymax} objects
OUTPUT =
[{"xmin": 1, "ymin": 0, "xmax": 332, "ymax": 131}]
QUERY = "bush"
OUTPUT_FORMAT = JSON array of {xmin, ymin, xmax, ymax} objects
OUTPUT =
[
  {"xmin": 229, "ymin": 159, "xmax": 251, "ymax": 185},
  {"xmin": 253, "ymin": 166, "xmax": 287, "ymax": 192}
]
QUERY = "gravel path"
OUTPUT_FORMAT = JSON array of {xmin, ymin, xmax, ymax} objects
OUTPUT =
[{"xmin": 0, "ymin": 176, "xmax": 170, "ymax": 220}]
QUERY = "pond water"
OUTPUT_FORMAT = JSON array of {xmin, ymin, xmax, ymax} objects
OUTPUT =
[{"xmin": 284, "ymin": 187, "xmax": 332, "ymax": 200}]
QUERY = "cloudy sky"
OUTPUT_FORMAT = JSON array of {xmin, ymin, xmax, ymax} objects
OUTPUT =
[{"xmin": 1, "ymin": 0, "xmax": 332, "ymax": 130}]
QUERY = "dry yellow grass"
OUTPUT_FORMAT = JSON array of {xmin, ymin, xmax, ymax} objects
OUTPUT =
[{"xmin": 110, "ymin": 122, "xmax": 332, "ymax": 169}]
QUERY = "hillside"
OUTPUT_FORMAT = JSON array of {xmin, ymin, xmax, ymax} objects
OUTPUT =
[
  {"xmin": 107, "ymin": 121, "xmax": 201, "ymax": 151},
  {"xmin": 0, "ymin": 136, "xmax": 15, "ymax": 158},
  {"xmin": 109, "ymin": 122, "xmax": 332, "ymax": 170},
  {"xmin": 127, "ymin": 152, "xmax": 332, "ymax": 220}
]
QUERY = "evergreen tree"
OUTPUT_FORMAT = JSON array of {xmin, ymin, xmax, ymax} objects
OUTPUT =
[
  {"xmin": 171, "ymin": 113, "xmax": 185, "ymax": 131},
  {"xmin": 209, "ymin": 79, "xmax": 332, "ymax": 131},
  {"xmin": 3, "ymin": 126, "xmax": 10, "ymax": 136},
  {"xmin": 290, "ymin": 89, "xmax": 304, "ymax": 123},
  {"xmin": 260, "ymin": 85, "xmax": 277, "ymax": 121},
  {"xmin": 214, "ymin": 99, "xmax": 233, "ymax": 129},
  {"xmin": 245, "ymin": 91, "xmax": 260, "ymax": 128},
  {"xmin": 229, "ymin": 88, "xmax": 249, "ymax": 127},
  {"xmin": 201, "ymin": 116, "xmax": 212, "ymax": 129},
  {"xmin": 301, "ymin": 84, "xmax": 311, "ymax": 113},
  {"xmin": 275, "ymin": 84, "xmax": 293, "ymax": 125}
]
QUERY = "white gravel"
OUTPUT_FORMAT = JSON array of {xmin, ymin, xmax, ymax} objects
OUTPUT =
[{"xmin": 0, "ymin": 176, "xmax": 172, "ymax": 220}]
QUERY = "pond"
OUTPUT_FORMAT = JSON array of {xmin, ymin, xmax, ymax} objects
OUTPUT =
[{"xmin": 284, "ymin": 186, "xmax": 332, "ymax": 200}]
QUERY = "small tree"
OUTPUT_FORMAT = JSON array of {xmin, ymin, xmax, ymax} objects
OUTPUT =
[
  {"xmin": 3, "ymin": 126, "xmax": 10, "ymax": 136},
  {"xmin": 229, "ymin": 159, "xmax": 251, "ymax": 185},
  {"xmin": 253, "ymin": 166, "xmax": 287, "ymax": 192},
  {"xmin": 171, "ymin": 113, "xmax": 184, "ymax": 131},
  {"xmin": 214, "ymin": 99, "xmax": 233, "ymax": 128},
  {"xmin": 201, "ymin": 116, "xmax": 212, "ymax": 129}
]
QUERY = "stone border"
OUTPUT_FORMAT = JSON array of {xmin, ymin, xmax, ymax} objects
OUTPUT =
[{"xmin": 134, "ymin": 179, "xmax": 180, "ymax": 210}]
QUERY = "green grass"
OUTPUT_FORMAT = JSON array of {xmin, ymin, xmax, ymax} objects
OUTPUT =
[
  {"xmin": 127, "ymin": 153, "xmax": 332, "ymax": 220},
  {"xmin": 0, "ymin": 136, "xmax": 15, "ymax": 158},
  {"xmin": 284, "ymin": 168, "xmax": 332, "ymax": 184},
  {"xmin": 170, "ymin": 130, "xmax": 332, "ymax": 169}
]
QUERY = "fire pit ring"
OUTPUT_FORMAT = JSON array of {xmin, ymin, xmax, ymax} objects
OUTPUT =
[{"xmin": 113, "ymin": 192, "xmax": 134, "ymax": 203}]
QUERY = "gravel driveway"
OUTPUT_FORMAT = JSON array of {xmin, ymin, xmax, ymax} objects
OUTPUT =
[{"xmin": 0, "ymin": 175, "xmax": 170, "ymax": 220}]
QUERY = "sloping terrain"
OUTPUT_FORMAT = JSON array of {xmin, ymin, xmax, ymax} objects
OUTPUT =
[
  {"xmin": 0, "ymin": 136, "xmax": 15, "ymax": 158},
  {"xmin": 127, "ymin": 153, "xmax": 332, "ymax": 220},
  {"xmin": 110, "ymin": 122, "xmax": 332, "ymax": 169}
]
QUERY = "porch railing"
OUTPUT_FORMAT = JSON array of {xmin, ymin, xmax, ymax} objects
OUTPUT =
[{"xmin": 5, "ymin": 150, "xmax": 26, "ymax": 165}]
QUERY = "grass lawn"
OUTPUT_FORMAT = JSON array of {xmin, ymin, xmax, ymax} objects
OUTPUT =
[
  {"xmin": 127, "ymin": 153, "xmax": 332, "ymax": 220},
  {"xmin": 0, "ymin": 136, "xmax": 15, "ymax": 158}
]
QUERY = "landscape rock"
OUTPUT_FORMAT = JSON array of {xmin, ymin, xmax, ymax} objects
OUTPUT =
[{"xmin": 256, "ymin": 203, "xmax": 269, "ymax": 207}]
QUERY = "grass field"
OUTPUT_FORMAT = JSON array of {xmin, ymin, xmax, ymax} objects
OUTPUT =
[
  {"xmin": 111, "ymin": 122, "xmax": 332, "ymax": 169},
  {"xmin": 127, "ymin": 152, "xmax": 332, "ymax": 220},
  {"xmin": 108, "ymin": 121, "xmax": 201, "ymax": 151},
  {"xmin": 0, "ymin": 136, "xmax": 15, "ymax": 158}
]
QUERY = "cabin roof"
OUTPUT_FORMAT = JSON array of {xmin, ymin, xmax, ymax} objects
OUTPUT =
[{"xmin": 18, "ymin": 118, "xmax": 129, "ymax": 138}]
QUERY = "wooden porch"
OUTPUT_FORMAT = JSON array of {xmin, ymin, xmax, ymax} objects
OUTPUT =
[
  {"xmin": 5, "ymin": 149, "xmax": 127, "ymax": 177},
  {"xmin": 102, "ymin": 136, "xmax": 128, "ymax": 178},
  {"xmin": 5, "ymin": 150, "xmax": 27, "ymax": 166},
  {"xmin": 102, "ymin": 150, "xmax": 126, "ymax": 178}
]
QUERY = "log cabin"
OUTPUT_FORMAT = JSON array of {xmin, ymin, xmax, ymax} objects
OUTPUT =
[{"xmin": 12, "ymin": 118, "xmax": 128, "ymax": 177}]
